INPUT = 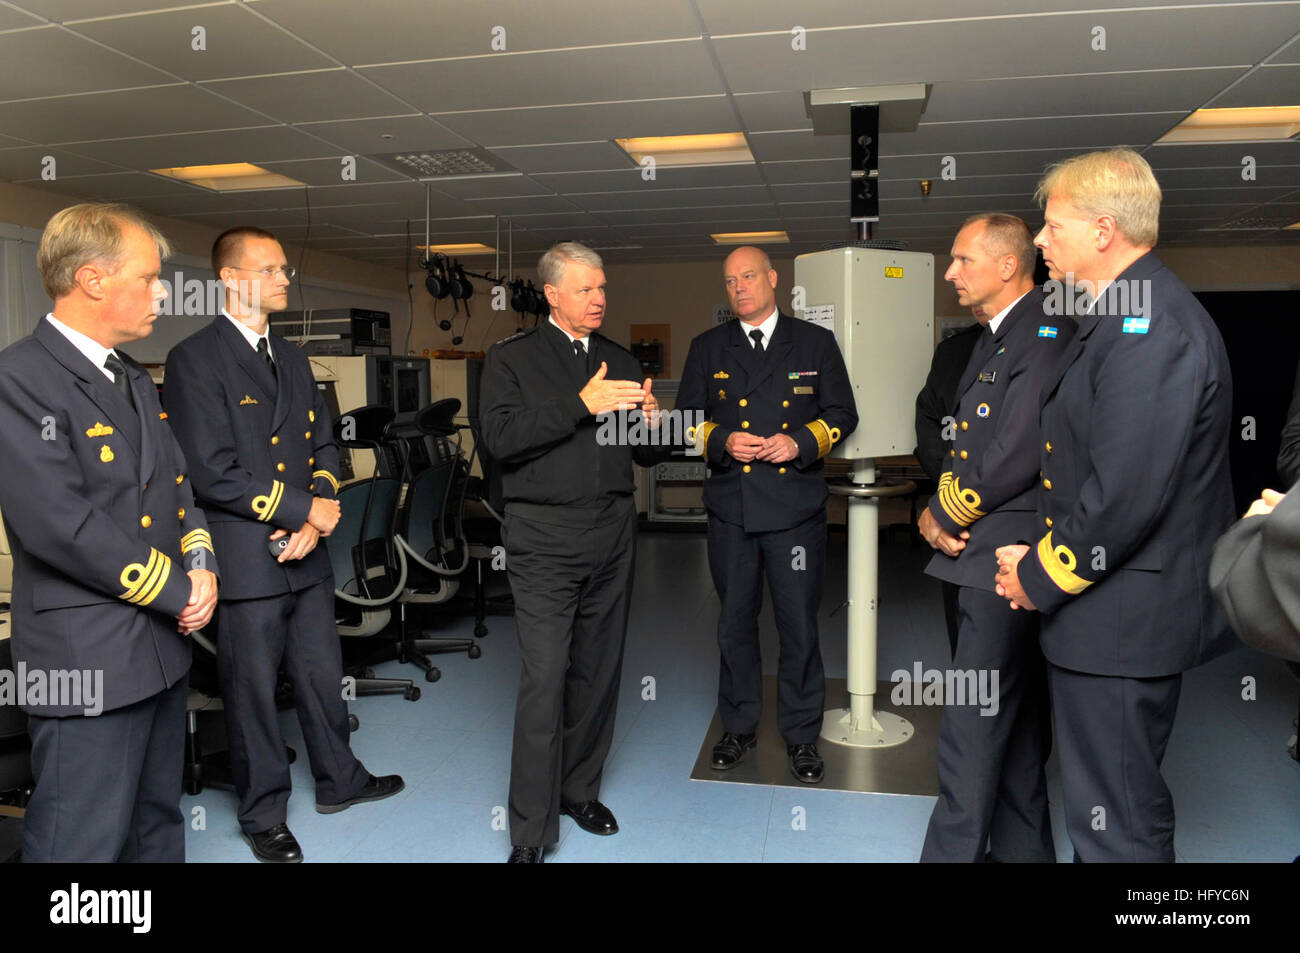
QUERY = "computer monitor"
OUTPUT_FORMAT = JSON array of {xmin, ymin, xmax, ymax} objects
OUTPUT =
[{"xmin": 366, "ymin": 355, "xmax": 430, "ymax": 424}]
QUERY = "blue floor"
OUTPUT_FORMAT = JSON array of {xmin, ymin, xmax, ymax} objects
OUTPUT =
[{"xmin": 182, "ymin": 528, "xmax": 1300, "ymax": 863}]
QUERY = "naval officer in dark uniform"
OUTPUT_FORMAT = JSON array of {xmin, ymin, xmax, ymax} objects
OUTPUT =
[
  {"xmin": 164, "ymin": 227, "xmax": 402, "ymax": 863},
  {"xmin": 677, "ymin": 246, "xmax": 858, "ymax": 783},
  {"xmin": 0, "ymin": 203, "xmax": 218, "ymax": 861},
  {"xmin": 479, "ymin": 241, "xmax": 669, "ymax": 863},
  {"xmin": 918, "ymin": 213, "xmax": 1071, "ymax": 863},
  {"xmin": 996, "ymin": 149, "xmax": 1236, "ymax": 862}
]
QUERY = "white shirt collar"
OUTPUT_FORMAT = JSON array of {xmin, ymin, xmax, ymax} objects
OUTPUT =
[
  {"xmin": 223, "ymin": 310, "xmax": 272, "ymax": 357},
  {"xmin": 548, "ymin": 315, "xmax": 590, "ymax": 351},
  {"xmin": 742, "ymin": 307, "xmax": 779, "ymax": 349},
  {"xmin": 45, "ymin": 312, "xmax": 117, "ymax": 382},
  {"xmin": 987, "ymin": 290, "xmax": 1030, "ymax": 335}
]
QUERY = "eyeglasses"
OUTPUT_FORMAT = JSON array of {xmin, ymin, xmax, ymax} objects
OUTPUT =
[{"xmin": 229, "ymin": 265, "xmax": 297, "ymax": 280}]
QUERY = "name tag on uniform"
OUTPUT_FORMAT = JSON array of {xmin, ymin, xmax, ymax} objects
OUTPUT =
[
  {"xmin": 793, "ymin": 385, "xmax": 814, "ymax": 394},
  {"xmin": 978, "ymin": 371, "xmax": 997, "ymax": 384}
]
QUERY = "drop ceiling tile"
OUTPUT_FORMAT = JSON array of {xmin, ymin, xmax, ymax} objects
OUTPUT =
[
  {"xmin": 62, "ymin": 124, "xmax": 343, "ymax": 168},
  {"xmin": 747, "ymin": 130, "xmax": 849, "ymax": 163},
  {"xmin": 0, "ymin": 6, "xmax": 42, "ymax": 30},
  {"xmin": 428, "ymin": 174, "xmax": 550, "ymax": 200},
  {"xmin": 0, "ymin": 85, "xmax": 270, "ymax": 142},
  {"xmin": 436, "ymin": 96, "xmax": 737, "ymax": 147},
  {"xmin": 923, "ymin": 68, "xmax": 1249, "ymax": 124},
  {"xmin": 129, "ymin": 189, "xmax": 288, "ymax": 215},
  {"xmin": 24, "ymin": 170, "xmax": 212, "ymax": 199},
  {"xmin": 254, "ymin": 0, "xmax": 701, "ymax": 66},
  {"xmin": 13, "ymin": 1, "xmax": 205, "ymax": 20},
  {"xmin": 0, "ymin": 146, "xmax": 124, "ymax": 180},
  {"xmin": 0, "ymin": 24, "xmax": 171, "ymax": 100},
  {"xmin": 1146, "ymin": 141, "xmax": 1300, "ymax": 169},
  {"xmin": 488, "ymin": 142, "xmax": 634, "ymax": 174},
  {"xmin": 760, "ymin": 158, "xmax": 848, "ymax": 183},
  {"xmin": 256, "ymin": 155, "xmax": 409, "ymax": 186},
  {"xmin": 69, "ymin": 4, "xmax": 336, "ymax": 82},
  {"xmin": 534, "ymin": 164, "xmax": 764, "ymax": 192},
  {"xmin": 202, "ymin": 69, "xmax": 416, "ymax": 123},
  {"xmin": 733, "ymin": 91, "xmax": 812, "ymax": 132},
  {"xmin": 366, "ymin": 39, "xmax": 722, "ymax": 112},
  {"xmin": 293, "ymin": 115, "xmax": 472, "ymax": 154},
  {"xmin": 711, "ymin": 6, "xmax": 1300, "ymax": 93},
  {"xmin": 887, "ymin": 113, "xmax": 1183, "ymax": 155},
  {"xmin": 572, "ymin": 186, "xmax": 771, "ymax": 212},
  {"xmin": 1207, "ymin": 65, "xmax": 1300, "ymax": 108}
]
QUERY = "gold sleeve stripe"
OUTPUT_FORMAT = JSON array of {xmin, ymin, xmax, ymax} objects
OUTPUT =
[
  {"xmin": 180, "ymin": 529, "xmax": 214, "ymax": 553},
  {"xmin": 936, "ymin": 472, "xmax": 986, "ymax": 527},
  {"xmin": 1036, "ymin": 532, "xmax": 1093, "ymax": 596},
  {"xmin": 692, "ymin": 420, "xmax": 718, "ymax": 456},
  {"xmin": 312, "ymin": 470, "xmax": 340, "ymax": 494},
  {"xmin": 805, "ymin": 419, "xmax": 835, "ymax": 458},
  {"xmin": 119, "ymin": 548, "xmax": 173, "ymax": 606},
  {"xmin": 251, "ymin": 480, "xmax": 284, "ymax": 522}
]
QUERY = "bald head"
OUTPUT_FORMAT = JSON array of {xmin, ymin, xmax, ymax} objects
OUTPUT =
[{"xmin": 723, "ymin": 245, "xmax": 778, "ymax": 324}]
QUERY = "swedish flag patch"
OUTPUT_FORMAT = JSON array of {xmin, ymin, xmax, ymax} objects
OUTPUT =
[
  {"xmin": 1122, "ymin": 317, "xmax": 1150, "ymax": 334},
  {"xmin": 1037, "ymin": 326, "xmax": 1058, "ymax": 338}
]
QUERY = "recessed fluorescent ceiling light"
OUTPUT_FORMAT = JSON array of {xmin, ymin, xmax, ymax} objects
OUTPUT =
[
  {"xmin": 416, "ymin": 243, "xmax": 497, "ymax": 255},
  {"xmin": 616, "ymin": 133, "xmax": 753, "ymax": 167},
  {"xmin": 1157, "ymin": 106, "xmax": 1300, "ymax": 144},
  {"xmin": 1287, "ymin": 221, "xmax": 1300, "ymax": 230},
  {"xmin": 710, "ymin": 230, "xmax": 790, "ymax": 245},
  {"xmin": 149, "ymin": 162, "xmax": 305, "ymax": 191}
]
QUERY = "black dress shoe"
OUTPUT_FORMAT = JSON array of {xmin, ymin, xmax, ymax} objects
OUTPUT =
[
  {"xmin": 508, "ymin": 845, "xmax": 543, "ymax": 863},
  {"xmin": 560, "ymin": 799, "xmax": 619, "ymax": 835},
  {"xmin": 316, "ymin": 773, "xmax": 405, "ymax": 814},
  {"xmin": 711, "ymin": 731, "xmax": 757, "ymax": 770},
  {"xmin": 243, "ymin": 823, "xmax": 303, "ymax": 863},
  {"xmin": 787, "ymin": 743, "xmax": 824, "ymax": 784}
]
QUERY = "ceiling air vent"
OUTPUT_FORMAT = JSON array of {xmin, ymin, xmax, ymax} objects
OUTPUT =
[{"xmin": 371, "ymin": 148, "xmax": 516, "ymax": 179}]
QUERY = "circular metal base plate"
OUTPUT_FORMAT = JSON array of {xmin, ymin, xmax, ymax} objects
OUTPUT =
[{"xmin": 820, "ymin": 707, "xmax": 914, "ymax": 749}]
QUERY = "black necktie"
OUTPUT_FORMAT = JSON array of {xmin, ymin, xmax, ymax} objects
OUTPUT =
[
  {"xmin": 103, "ymin": 353, "xmax": 134, "ymax": 410},
  {"xmin": 257, "ymin": 337, "xmax": 276, "ymax": 379},
  {"xmin": 572, "ymin": 340, "xmax": 585, "ymax": 361},
  {"xmin": 750, "ymin": 328, "xmax": 765, "ymax": 355}
]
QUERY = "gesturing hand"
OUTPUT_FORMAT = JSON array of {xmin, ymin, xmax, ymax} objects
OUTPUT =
[
  {"xmin": 580, "ymin": 362, "xmax": 646, "ymax": 415},
  {"xmin": 642, "ymin": 377, "xmax": 660, "ymax": 429}
]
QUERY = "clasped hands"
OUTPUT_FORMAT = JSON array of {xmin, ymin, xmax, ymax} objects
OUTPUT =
[
  {"xmin": 725, "ymin": 430, "xmax": 797, "ymax": 464},
  {"xmin": 579, "ymin": 362, "xmax": 659, "ymax": 425},
  {"xmin": 268, "ymin": 494, "xmax": 340, "ymax": 566}
]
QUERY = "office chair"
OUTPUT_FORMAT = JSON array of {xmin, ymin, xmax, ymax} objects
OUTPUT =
[
  {"xmin": 463, "ymin": 414, "xmax": 514, "ymax": 639},
  {"xmin": 388, "ymin": 400, "xmax": 480, "ymax": 682},
  {"xmin": 329, "ymin": 405, "xmax": 423, "ymax": 698},
  {"xmin": 0, "ymin": 632, "xmax": 32, "ymax": 860}
]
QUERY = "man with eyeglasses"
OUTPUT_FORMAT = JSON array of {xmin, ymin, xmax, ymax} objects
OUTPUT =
[{"xmin": 164, "ymin": 226, "xmax": 402, "ymax": 863}]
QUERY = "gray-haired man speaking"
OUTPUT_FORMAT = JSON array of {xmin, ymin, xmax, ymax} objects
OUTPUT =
[{"xmin": 480, "ymin": 241, "xmax": 669, "ymax": 862}]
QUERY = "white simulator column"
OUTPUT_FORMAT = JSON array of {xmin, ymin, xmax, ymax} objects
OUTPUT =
[{"xmin": 794, "ymin": 245, "xmax": 934, "ymax": 748}]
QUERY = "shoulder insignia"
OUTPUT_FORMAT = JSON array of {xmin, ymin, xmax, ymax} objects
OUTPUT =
[
  {"xmin": 240, "ymin": 394, "xmax": 259, "ymax": 405},
  {"xmin": 713, "ymin": 371, "xmax": 730, "ymax": 379},
  {"xmin": 495, "ymin": 329, "xmax": 535, "ymax": 347},
  {"xmin": 86, "ymin": 421, "xmax": 114, "ymax": 438}
]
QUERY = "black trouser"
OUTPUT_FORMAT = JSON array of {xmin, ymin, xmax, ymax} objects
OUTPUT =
[
  {"xmin": 216, "ymin": 577, "xmax": 369, "ymax": 834},
  {"xmin": 24, "ymin": 676, "xmax": 188, "ymax": 862},
  {"xmin": 942, "ymin": 580, "xmax": 960, "ymax": 659},
  {"xmin": 504, "ymin": 499, "xmax": 637, "ymax": 847},
  {"xmin": 708, "ymin": 510, "xmax": 827, "ymax": 745},
  {"xmin": 1050, "ymin": 663, "xmax": 1182, "ymax": 862},
  {"xmin": 920, "ymin": 586, "xmax": 1054, "ymax": 862}
]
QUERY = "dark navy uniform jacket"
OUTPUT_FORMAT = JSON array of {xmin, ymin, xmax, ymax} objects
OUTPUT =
[
  {"xmin": 0, "ymin": 318, "xmax": 217, "ymax": 715},
  {"xmin": 479, "ymin": 321, "xmax": 669, "ymax": 524},
  {"xmin": 914, "ymin": 323, "xmax": 981, "ymax": 483},
  {"xmin": 1019, "ymin": 252, "xmax": 1237, "ymax": 677},
  {"xmin": 925, "ymin": 288, "xmax": 1076, "ymax": 591},
  {"xmin": 677, "ymin": 313, "xmax": 858, "ymax": 534},
  {"xmin": 164, "ymin": 316, "xmax": 340, "ymax": 600}
]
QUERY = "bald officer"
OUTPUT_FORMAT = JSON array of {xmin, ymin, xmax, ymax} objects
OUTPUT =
[
  {"xmin": 918, "ymin": 213, "xmax": 1072, "ymax": 863},
  {"xmin": 0, "ymin": 203, "xmax": 218, "ymax": 861},
  {"xmin": 677, "ymin": 246, "xmax": 858, "ymax": 784},
  {"xmin": 995, "ymin": 149, "xmax": 1236, "ymax": 862}
]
